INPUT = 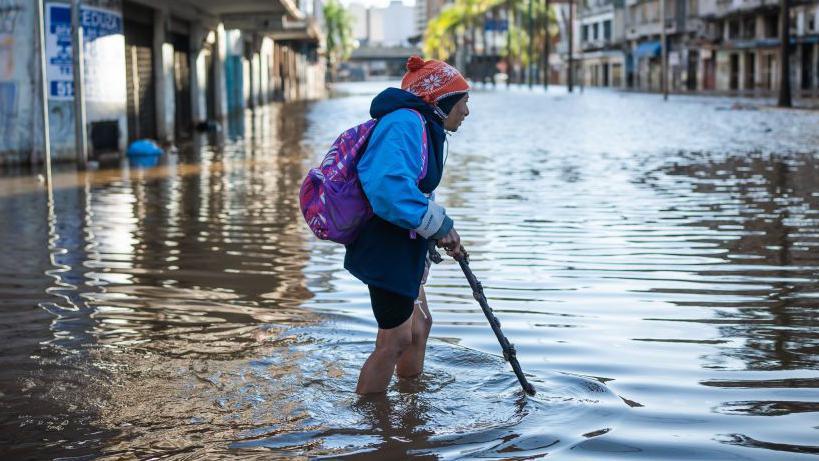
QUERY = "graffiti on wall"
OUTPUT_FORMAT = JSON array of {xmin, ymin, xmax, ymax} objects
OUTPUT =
[
  {"xmin": 0, "ymin": 1, "xmax": 21, "ymax": 152},
  {"xmin": 0, "ymin": 32, "xmax": 12, "ymax": 80},
  {"xmin": 49, "ymin": 102, "xmax": 75, "ymax": 142},
  {"xmin": 0, "ymin": 0, "xmax": 21, "ymax": 33},
  {"xmin": 0, "ymin": 0, "xmax": 21, "ymax": 80}
]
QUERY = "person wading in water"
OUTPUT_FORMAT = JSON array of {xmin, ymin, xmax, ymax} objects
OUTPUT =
[{"xmin": 346, "ymin": 56, "xmax": 470, "ymax": 394}]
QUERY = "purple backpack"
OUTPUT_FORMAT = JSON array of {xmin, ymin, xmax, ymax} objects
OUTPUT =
[{"xmin": 300, "ymin": 109, "xmax": 428, "ymax": 244}]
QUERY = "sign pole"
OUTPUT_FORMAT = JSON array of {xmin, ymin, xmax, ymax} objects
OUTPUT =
[
  {"xmin": 71, "ymin": 0, "xmax": 88, "ymax": 165},
  {"xmin": 37, "ymin": 0, "xmax": 52, "ymax": 180}
]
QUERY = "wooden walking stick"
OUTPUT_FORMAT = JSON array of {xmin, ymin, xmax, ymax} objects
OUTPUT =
[{"xmin": 428, "ymin": 241, "xmax": 537, "ymax": 396}]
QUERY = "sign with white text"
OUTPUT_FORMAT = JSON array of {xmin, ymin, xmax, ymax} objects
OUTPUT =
[
  {"xmin": 45, "ymin": 3, "xmax": 124, "ymax": 102},
  {"xmin": 45, "ymin": 3, "xmax": 73, "ymax": 100}
]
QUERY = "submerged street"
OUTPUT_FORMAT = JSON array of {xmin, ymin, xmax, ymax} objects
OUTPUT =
[{"xmin": 2, "ymin": 83, "xmax": 819, "ymax": 459}]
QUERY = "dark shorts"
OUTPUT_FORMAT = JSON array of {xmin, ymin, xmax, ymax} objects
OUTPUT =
[{"xmin": 368, "ymin": 285, "xmax": 414, "ymax": 329}]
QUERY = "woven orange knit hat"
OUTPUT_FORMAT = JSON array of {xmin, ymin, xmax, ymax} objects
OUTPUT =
[{"xmin": 401, "ymin": 56, "xmax": 469, "ymax": 106}]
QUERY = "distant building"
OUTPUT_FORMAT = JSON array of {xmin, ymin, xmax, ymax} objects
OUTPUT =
[
  {"xmin": 578, "ymin": 0, "xmax": 626, "ymax": 87},
  {"xmin": 349, "ymin": 0, "xmax": 416, "ymax": 47},
  {"xmin": 701, "ymin": 0, "xmax": 819, "ymax": 96},
  {"xmin": 622, "ymin": 0, "xmax": 706, "ymax": 92},
  {"xmin": 563, "ymin": 0, "xmax": 819, "ymax": 99},
  {"xmin": 383, "ymin": 0, "xmax": 416, "ymax": 46},
  {"xmin": 414, "ymin": 0, "xmax": 450, "ymax": 39}
]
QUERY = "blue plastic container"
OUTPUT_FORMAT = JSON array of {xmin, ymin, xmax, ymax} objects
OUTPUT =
[
  {"xmin": 126, "ymin": 139, "xmax": 163, "ymax": 168},
  {"xmin": 127, "ymin": 139, "xmax": 163, "ymax": 157}
]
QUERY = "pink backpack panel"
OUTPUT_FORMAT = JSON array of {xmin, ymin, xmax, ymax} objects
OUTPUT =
[{"xmin": 299, "ymin": 109, "xmax": 428, "ymax": 244}]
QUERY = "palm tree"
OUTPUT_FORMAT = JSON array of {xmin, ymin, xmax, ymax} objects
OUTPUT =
[
  {"xmin": 424, "ymin": 0, "xmax": 556, "ymax": 84},
  {"xmin": 424, "ymin": 4, "xmax": 466, "ymax": 60},
  {"xmin": 323, "ymin": 0, "xmax": 354, "ymax": 82}
]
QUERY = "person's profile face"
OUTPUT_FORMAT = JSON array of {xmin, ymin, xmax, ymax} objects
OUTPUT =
[{"xmin": 443, "ymin": 95, "xmax": 470, "ymax": 132}]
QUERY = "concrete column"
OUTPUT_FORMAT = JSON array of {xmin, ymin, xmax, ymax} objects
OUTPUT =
[
  {"xmin": 715, "ymin": 50, "xmax": 729, "ymax": 91},
  {"xmin": 153, "ymin": 8, "xmax": 174, "ymax": 143},
  {"xmin": 260, "ymin": 38, "xmax": 272, "ymax": 105},
  {"xmin": 214, "ymin": 24, "xmax": 228, "ymax": 120},
  {"xmin": 251, "ymin": 52, "xmax": 261, "ymax": 108},
  {"xmin": 814, "ymin": 43, "xmax": 818, "ymax": 98},
  {"xmin": 190, "ymin": 22, "xmax": 206, "ymax": 124},
  {"xmin": 242, "ymin": 55, "xmax": 251, "ymax": 109},
  {"xmin": 756, "ymin": 15, "xmax": 765, "ymax": 40}
]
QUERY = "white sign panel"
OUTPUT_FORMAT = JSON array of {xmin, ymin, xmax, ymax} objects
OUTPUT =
[{"xmin": 81, "ymin": 6, "xmax": 125, "ymax": 104}]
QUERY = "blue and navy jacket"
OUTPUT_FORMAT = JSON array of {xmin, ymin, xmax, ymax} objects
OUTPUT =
[{"xmin": 344, "ymin": 88, "xmax": 453, "ymax": 298}]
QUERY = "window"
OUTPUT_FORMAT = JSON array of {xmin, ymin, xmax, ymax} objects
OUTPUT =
[
  {"xmin": 604, "ymin": 19, "xmax": 612, "ymax": 40},
  {"xmin": 765, "ymin": 14, "xmax": 778, "ymax": 38},
  {"xmin": 688, "ymin": 0, "xmax": 697, "ymax": 16},
  {"xmin": 593, "ymin": 22, "xmax": 599, "ymax": 40},
  {"xmin": 742, "ymin": 17, "xmax": 755, "ymax": 39},
  {"xmin": 728, "ymin": 19, "xmax": 739, "ymax": 39},
  {"xmin": 582, "ymin": 24, "xmax": 589, "ymax": 41}
]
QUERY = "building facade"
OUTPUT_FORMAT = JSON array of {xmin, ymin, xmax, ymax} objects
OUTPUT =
[
  {"xmin": 702, "ymin": 0, "xmax": 818, "ymax": 96},
  {"xmin": 350, "ymin": 0, "xmax": 416, "ymax": 47},
  {"xmin": 578, "ymin": 0, "xmax": 627, "ymax": 87},
  {"xmin": 1, "ymin": 0, "xmax": 324, "ymax": 166},
  {"xmin": 568, "ymin": 0, "xmax": 819, "ymax": 99}
]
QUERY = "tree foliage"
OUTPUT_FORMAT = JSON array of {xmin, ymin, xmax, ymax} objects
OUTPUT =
[
  {"xmin": 423, "ymin": 0, "xmax": 557, "ymax": 67},
  {"xmin": 323, "ymin": 0, "xmax": 354, "ymax": 79}
]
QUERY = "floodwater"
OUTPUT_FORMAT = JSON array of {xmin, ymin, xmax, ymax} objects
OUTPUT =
[{"xmin": 1, "ymin": 83, "xmax": 818, "ymax": 460}]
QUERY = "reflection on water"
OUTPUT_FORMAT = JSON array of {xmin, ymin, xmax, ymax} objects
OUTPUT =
[{"xmin": 0, "ymin": 84, "xmax": 818, "ymax": 459}]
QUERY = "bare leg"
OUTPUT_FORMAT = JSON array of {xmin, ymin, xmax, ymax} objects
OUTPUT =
[
  {"xmin": 396, "ymin": 287, "xmax": 433, "ymax": 378},
  {"xmin": 356, "ymin": 315, "xmax": 413, "ymax": 394}
]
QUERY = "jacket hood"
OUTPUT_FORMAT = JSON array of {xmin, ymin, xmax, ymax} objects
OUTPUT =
[{"xmin": 369, "ymin": 88, "xmax": 444, "ymax": 122}]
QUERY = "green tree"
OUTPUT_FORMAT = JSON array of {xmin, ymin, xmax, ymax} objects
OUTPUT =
[
  {"xmin": 323, "ymin": 0, "xmax": 354, "ymax": 82},
  {"xmin": 423, "ymin": 0, "xmax": 556, "ymax": 83}
]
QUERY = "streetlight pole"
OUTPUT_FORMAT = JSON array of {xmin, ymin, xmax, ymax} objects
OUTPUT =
[
  {"xmin": 660, "ymin": 0, "xmax": 668, "ymax": 100},
  {"xmin": 544, "ymin": 0, "xmax": 550, "ymax": 91},
  {"xmin": 777, "ymin": 0, "xmax": 792, "ymax": 107},
  {"xmin": 527, "ymin": 0, "xmax": 534, "ymax": 88},
  {"xmin": 506, "ymin": 0, "xmax": 513, "ymax": 88},
  {"xmin": 568, "ymin": 0, "xmax": 574, "ymax": 92}
]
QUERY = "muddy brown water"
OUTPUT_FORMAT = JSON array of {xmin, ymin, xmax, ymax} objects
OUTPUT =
[{"xmin": 1, "ymin": 83, "xmax": 818, "ymax": 460}]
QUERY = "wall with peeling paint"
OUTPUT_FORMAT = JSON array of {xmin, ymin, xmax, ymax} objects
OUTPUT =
[
  {"xmin": 0, "ymin": 0, "xmax": 39, "ymax": 164},
  {"xmin": 0, "ymin": 0, "xmax": 126, "ymax": 165}
]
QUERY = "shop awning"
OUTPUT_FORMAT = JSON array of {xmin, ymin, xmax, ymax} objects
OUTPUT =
[{"xmin": 635, "ymin": 41, "xmax": 661, "ymax": 58}]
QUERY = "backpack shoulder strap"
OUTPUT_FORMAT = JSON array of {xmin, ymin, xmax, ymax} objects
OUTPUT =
[{"xmin": 406, "ymin": 109, "xmax": 429, "ymax": 182}]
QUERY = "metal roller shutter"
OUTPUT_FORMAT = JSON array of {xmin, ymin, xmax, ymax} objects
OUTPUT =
[
  {"xmin": 171, "ymin": 31, "xmax": 192, "ymax": 140},
  {"xmin": 124, "ymin": 13, "xmax": 156, "ymax": 142}
]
